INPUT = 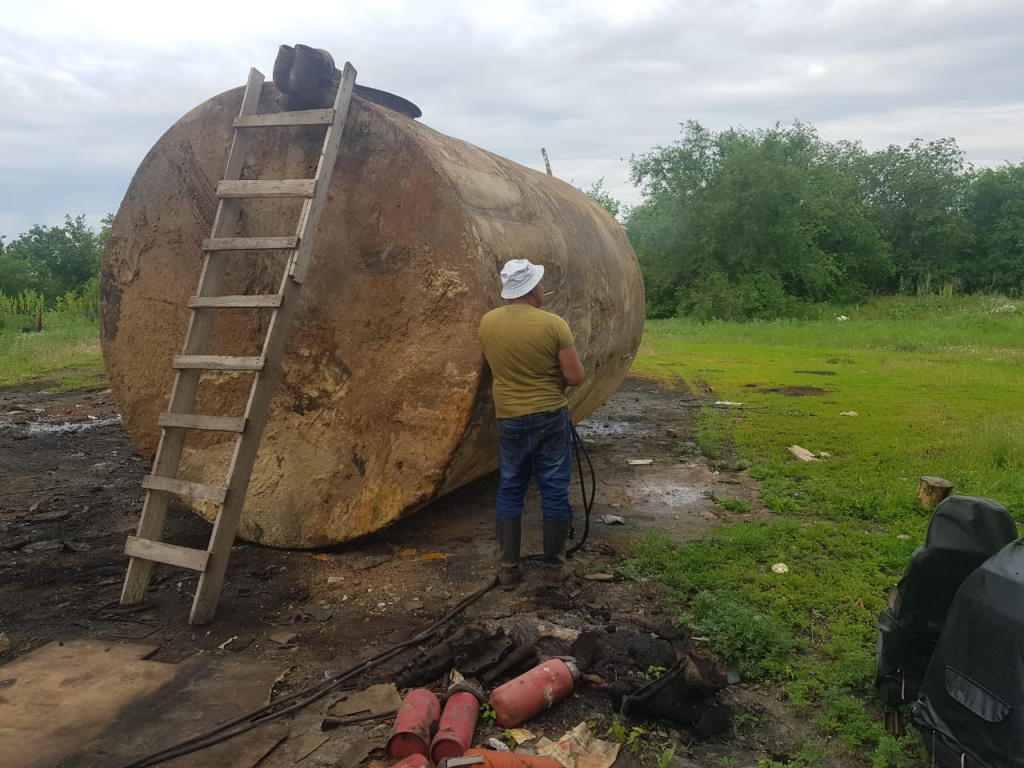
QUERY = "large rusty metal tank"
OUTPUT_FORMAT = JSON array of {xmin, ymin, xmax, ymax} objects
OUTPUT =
[{"xmin": 100, "ymin": 75, "xmax": 645, "ymax": 548}]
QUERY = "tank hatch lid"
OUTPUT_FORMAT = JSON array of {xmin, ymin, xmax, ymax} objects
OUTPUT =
[{"xmin": 355, "ymin": 84, "xmax": 422, "ymax": 119}]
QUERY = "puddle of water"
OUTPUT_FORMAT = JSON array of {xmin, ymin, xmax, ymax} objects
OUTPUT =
[
  {"xmin": 632, "ymin": 479, "xmax": 707, "ymax": 508},
  {"xmin": 22, "ymin": 416, "xmax": 123, "ymax": 436}
]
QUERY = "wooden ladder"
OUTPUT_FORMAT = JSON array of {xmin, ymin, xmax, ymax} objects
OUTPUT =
[{"xmin": 120, "ymin": 62, "xmax": 358, "ymax": 625}]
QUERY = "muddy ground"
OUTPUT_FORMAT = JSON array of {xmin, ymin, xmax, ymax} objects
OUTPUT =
[{"xmin": 0, "ymin": 377, "xmax": 861, "ymax": 768}]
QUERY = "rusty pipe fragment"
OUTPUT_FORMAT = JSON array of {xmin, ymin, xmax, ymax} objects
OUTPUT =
[{"xmin": 481, "ymin": 644, "xmax": 536, "ymax": 685}]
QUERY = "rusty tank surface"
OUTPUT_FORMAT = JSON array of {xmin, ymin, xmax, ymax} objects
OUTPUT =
[{"xmin": 100, "ymin": 73, "xmax": 645, "ymax": 549}]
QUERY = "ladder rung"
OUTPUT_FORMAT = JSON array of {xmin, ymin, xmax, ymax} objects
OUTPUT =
[
  {"xmin": 233, "ymin": 109, "xmax": 335, "ymax": 128},
  {"xmin": 172, "ymin": 355, "xmax": 265, "ymax": 371},
  {"xmin": 217, "ymin": 180, "xmax": 315, "ymax": 199},
  {"xmin": 188, "ymin": 295, "xmax": 284, "ymax": 309},
  {"xmin": 125, "ymin": 535, "xmax": 210, "ymax": 572},
  {"xmin": 203, "ymin": 236, "xmax": 299, "ymax": 251},
  {"xmin": 158, "ymin": 413, "xmax": 247, "ymax": 432},
  {"xmin": 142, "ymin": 474, "xmax": 228, "ymax": 503}
]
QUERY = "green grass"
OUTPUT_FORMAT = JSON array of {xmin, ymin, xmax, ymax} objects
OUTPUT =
[
  {"xmin": 0, "ymin": 314, "xmax": 104, "ymax": 389},
  {"xmin": 718, "ymin": 496, "xmax": 751, "ymax": 513},
  {"xmin": 626, "ymin": 294, "xmax": 1024, "ymax": 767}
]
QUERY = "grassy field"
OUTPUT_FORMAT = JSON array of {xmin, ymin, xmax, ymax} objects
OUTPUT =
[
  {"xmin": 0, "ymin": 314, "xmax": 104, "ymax": 389},
  {"xmin": 627, "ymin": 294, "xmax": 1024, "ymax": 767},
  {"xmin": 3, "ymin": 296, "xmax": 1021, "ymax": 764}
]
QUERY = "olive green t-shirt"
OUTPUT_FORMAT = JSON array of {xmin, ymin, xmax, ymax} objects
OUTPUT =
[{"xmin": 478, "ymin": 304, "xmax": 575, "ymax": 419}]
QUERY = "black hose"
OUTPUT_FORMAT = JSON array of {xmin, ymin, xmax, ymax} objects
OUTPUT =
[
  {"xmin": 114, "ymin": 576, "xmax": 498, "ymax": 768},
  {"xmin": 567, "ymin": 421, "xmax": 595, "ymax": 558}
]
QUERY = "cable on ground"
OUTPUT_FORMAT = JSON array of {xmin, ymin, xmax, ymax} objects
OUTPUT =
[{"xmin": 115, "ymin": 575, "xmax": 498, "ymax": 768}]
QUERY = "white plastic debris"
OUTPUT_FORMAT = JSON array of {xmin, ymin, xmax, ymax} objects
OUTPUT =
[{"xmin": 787, "ymin": 445, "xmax": 819, "ymax": 462}]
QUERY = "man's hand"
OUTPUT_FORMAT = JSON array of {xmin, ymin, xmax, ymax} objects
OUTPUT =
[{"xmin": 558, "ymin": 345, "xmax": 586, "ymax": 387}]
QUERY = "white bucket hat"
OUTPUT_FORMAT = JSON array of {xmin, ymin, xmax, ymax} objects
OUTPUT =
[{"xmin": 500, "ymin": 259, "xmax": 545, "ymax": 299}]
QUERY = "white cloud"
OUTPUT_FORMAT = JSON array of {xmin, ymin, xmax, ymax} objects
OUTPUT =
[{"xmin": 1, "ymin": 0, "xmax": 1023, "ymax": 237}]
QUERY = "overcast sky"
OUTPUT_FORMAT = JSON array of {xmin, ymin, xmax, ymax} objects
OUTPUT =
[{"xmin": 2, "ymin": 0, "xmax": 1023, "ymax": 240}]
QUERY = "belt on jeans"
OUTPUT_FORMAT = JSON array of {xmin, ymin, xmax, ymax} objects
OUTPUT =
[
  {"xmin": 500, "ymin": 406, "xmax": 567, "ymax": 420},
  {"xmin": 530, "ymin": 406, "xmax": 567, "ymax": 417}
]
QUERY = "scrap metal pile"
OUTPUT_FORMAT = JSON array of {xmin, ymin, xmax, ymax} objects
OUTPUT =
[{"xmin": 359, "ymin": 615, "xmax": 734, "ymax": 767}]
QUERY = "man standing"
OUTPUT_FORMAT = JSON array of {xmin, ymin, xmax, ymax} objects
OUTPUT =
[{"xmin": 478, "ymin": 259, "xmax": 586, "ymax": 588}]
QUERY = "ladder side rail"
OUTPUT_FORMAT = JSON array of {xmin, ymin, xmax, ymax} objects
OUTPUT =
[
  {"xmin": 121, "ymin": 68, "xmax": 267, "ymax": 606},
  {"xmin": 289, "ymin": 62, "xmax": 357, "ymax": 283},
  {"xmin": 189, "ymin": 266, "xmax": 301, "ymax": 623}
]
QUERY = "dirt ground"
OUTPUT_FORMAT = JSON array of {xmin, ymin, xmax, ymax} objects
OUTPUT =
[{"xmin": 0, "ymin": 376, "xmax": 862, "ymax": 768}]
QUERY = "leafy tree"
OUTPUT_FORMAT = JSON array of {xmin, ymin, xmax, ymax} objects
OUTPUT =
[
  {"xmin": 98, "ymin": 213, "xmax": 115, "ymax": 253},
  {"xmin": 856, "ymin": 138, "xmax": 972, "ymax": 293},
  {"xmin": 2, "ymin": 215, "xmax": 104, "ymax": 299},
  {"xmin": 964, "ymin": 164, "xmax": 1024, "ymax": 294},
  {"xmin": 0, "ymin": 252, "xmax": 40, "ymax": 297},
  {"xmin": 583, "ymin": 178, "xmax": 622, "ymax": 219},
  {"xmin": 626, "ymin": 121, "xmax": 890, "ymax": 319}
]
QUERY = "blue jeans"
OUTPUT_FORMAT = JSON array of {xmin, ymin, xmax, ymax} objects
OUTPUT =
[{"xmin": 496, "ymin": 407, "xmax": 573, "ymax": 522}]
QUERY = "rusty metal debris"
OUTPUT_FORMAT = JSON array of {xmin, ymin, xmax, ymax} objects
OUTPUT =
[{"xmin": 607, "ymin": 615, "xmax": 731, "ymax": 731}]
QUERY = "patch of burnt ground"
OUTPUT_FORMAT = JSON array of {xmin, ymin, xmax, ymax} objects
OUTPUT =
[{"xmin": 0, "ymin": 377, "xmax": 860, "ymax": 768}]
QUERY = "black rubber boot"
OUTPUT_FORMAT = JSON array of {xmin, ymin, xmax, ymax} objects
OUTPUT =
[
  {"xmin": 542, "ymin": 518, "xmax": 572, "ymax": 587},
  {"xmin": 272, "ymin": 44, "xmax": 296, "ymax": 93},
  {"xmin": 290, "ymin": 44, "xmax": 333, "ymax": 94},
  {"xmin": 496, "ymin": 517, "xmax": 522, "ymax": 589}
]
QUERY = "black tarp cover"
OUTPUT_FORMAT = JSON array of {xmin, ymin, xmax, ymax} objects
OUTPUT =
[
  {"xmin": 914, "ymin": 538, "xmax": 1024, "ymax": 767},
  {"xmin": 876, "ymin": 496, "xmax": 1017, "ymax": 708}
]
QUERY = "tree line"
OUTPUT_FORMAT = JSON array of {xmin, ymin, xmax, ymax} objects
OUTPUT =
[
  {"xmin": 0, "ymin": 214, "xmax": 111, "ymax": 322},
  {"xmin": 610, "ymin": 121, "xmax": 1024, "ymax": 319},
  {"xmin": 6, "ymin": 121, "xmax": 1024, "ymax": 326}
]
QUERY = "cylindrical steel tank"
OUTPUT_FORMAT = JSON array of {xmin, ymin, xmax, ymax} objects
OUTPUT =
[{"xmin": 100, "ymin": 78, "xmax": 644, "ymax": 548}]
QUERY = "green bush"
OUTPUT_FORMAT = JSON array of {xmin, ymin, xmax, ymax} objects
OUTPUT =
[{"xmin": 687, "ymin": 590, "xmax": 796, "ymax": 676}]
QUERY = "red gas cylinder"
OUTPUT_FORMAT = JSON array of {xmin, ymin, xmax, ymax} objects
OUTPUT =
[
  {"xmin": 391, "ymin": 755, "xmax": 430, "ymax": 768},
  {"xmin": 488, "ymin": 658, "xmax": 578, "ymax": 728},
  {"xmin": 444, "ymin": 748, "xmax": 563, "ymax": 767},
  {"xmin": 386, "ymin": 689, "xmax": 441, "ymax": 760},
  {"xmin": 430, "ymin": 691, "xmax": 480, "ymax": 762}
]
